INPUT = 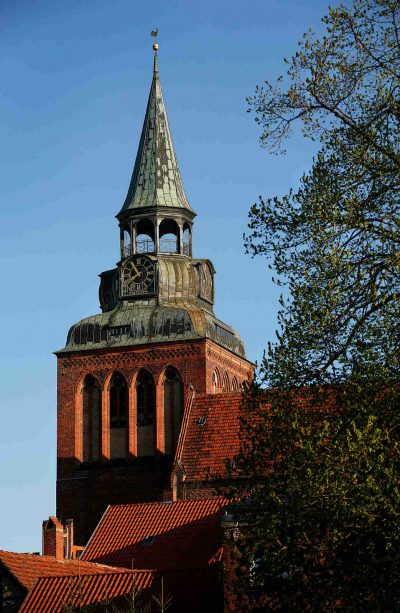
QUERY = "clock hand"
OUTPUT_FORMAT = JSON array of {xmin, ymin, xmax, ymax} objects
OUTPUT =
[
  {"xmin": 127, "ymin": 262, "xmax": 141, "ymax": 283},
  {"xmin": 130, "ymin": 270, "xmax": 141, "ymax": 281}
]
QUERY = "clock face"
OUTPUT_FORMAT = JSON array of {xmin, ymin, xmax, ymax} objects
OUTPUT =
[
  {"xmin": 121, "ymin": 257, "xmax": 155, "ymax": 296},
  {"xmin": 199, "ymin": 263, "xmax": 213, "ymax": 303}
]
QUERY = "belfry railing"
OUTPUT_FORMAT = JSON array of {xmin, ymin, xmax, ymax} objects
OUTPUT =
[
  {"xmin": 136, "ymin": 239, "xmax": 155, "ymax": 253},
  {"xmin": 123, "ymin": 244, "xmax": 133, "ymax": 257},
  {"xmin": 159, "ymin": 238, "xmax": 178, "ymax": 253}
]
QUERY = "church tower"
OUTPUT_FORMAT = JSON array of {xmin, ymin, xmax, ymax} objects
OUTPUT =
[{"xmin": 55, "ymin": 44, "xmax": 253, "ymax": 545}]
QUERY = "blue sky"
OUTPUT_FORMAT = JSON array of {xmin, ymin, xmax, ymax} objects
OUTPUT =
[{"xmin": 1, "ymin": 0, "xmax": 327, "ymax": 551}]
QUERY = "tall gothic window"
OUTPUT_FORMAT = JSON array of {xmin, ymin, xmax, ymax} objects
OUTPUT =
[
  {"xmin": 212, "ymin": 368, "xmax": 221, "ymax": 393},
  {"xmin": 109, "ymin": 372, "xmax": 128, "ymax": 459},
  {"xmin": 231, "ymin": 376, "xmax": 240, "ymax": 391},
  {"xmin": 82, "ymin": 375, "xmax": 101, "ymax": 462},
  {"xmin": 222, "ymin": 372, "xmax": 230, "ymax": 392},
  {"xmin": 164, "ymin": 366, "xmax": 183, "ymax": 455},
  {"xmin": 136, "ymin": 370, "xmax": 155, "ymax": 456}
]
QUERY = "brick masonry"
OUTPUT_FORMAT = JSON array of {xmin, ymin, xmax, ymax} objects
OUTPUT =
[{"xmin": 56, "ymin": 337, "xmax": 253, "ymax": 545}]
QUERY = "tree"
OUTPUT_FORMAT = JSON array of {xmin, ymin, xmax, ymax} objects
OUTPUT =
[
  {"xmin": 245, "ymin": 0, "xmax": 400, "ymax": 385},
  {"xmin": 228, "ymin": 1, "xmax": 400, "ymax": 610}
]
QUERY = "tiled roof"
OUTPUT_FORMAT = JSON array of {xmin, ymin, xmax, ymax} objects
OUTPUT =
[
  {"xmin": 19, "ymin": 570, "xmax": 154, "ymax": 613},
  {"xmin": 82, "ymin": 498, "xmax": 229, "ymax": 570},
  {"xmin": 118, "ymin": 51, "xmax": 194, "ymax": 215},
  {"xmin": 0, "ymin": 550, "xmax": 121, "ymax": 591},
  {"xmin": 178, "ymin": 391, "xmax": 243, "ymax": 481}
]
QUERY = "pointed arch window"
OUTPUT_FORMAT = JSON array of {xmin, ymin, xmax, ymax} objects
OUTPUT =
[
  {"xmin": 136, "ymin": 370, "xmax": 155, "ymax": 456},
  {"xmin": 231, "ymin": 376, "xmax": 240, "ymax": 391},
  {"xmin": 82, "ymin": 375, "xmax": 101, "ymax": 463},
  {"xmin": 212, "ymin": 368, "xmax": 221, "ymax": 393},
  {"xmin": 222, "ymin": 372, "xmax": 230, "ymax": 392},
  {"xmin": 109, "ymin": 373, "xmax": 128, "ymax": 459},
  {"xmin": 164, "ymin": 366, "xmax": 183, "ymax": 455}
]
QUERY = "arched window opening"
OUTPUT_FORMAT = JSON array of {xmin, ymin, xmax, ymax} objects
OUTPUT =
[
  {"xmin": 136, "ymin": 369, "xmax": 156, "ymax": 457},
  {"xmin": 159, "ymin": 219, "xmax": 179, "ymax": 254},
  {"xmin": 212, "ymin": 369, "xmax": 221, "ymax": 393},
  {"xmin": 123, "ymin": 226, "xmax": 131, "ymax": 257},
  {"xmin": 183, "ymin": 224, "xmax": 191, "ymax": 256},
  {"xmin": 164, "ymin": 366, "xmax": 183, "ymax": 455},
  {"xmin": 82, "ymin": 375, "xmax": 101, "ymax": 463},
  {"xmin": 136, "ymin": 219, "xmax": 155, "ymax": 253},
  {"xmin": 109, "ymin": 373, "xmax": 128, "ymax": 459},
  {"xmin": 222, "ymin": 372, "xmax": 230, "ymax": 392},
  {"xmin": 231, "ymin": 376, "xmax": 240, "ymax": 391}
]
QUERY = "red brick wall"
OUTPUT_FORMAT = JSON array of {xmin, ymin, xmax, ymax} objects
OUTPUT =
[{"xmin": 56, "ymin": 338, "xmax": 253, "ymax": 544}]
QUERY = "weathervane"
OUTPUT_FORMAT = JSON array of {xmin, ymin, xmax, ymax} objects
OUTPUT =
[{"xmin": 151, "ymin": 29, "xmax": 159, "ymax": 51}]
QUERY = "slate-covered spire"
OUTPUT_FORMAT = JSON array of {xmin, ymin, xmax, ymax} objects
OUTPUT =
[{"xmin": 118, "ymin": 46, "xmax": 194, "ymax": 216}]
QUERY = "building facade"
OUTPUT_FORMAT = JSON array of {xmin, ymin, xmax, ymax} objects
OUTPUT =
[{"xmin": 55, "ymin": 46, "xmax": 254, "ymax": 545}]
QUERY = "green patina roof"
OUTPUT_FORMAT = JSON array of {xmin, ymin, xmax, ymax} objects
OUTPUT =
[
  {"xmin": 58, "ymin": 302, "xmax": 246, "ymax": 358},
  {"xmin": 118, "ymin": 52, "xmax": 194, "ymax": 216}
]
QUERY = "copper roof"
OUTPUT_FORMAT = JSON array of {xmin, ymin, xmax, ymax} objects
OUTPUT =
[
  {"xmin": 82, "ymin": 498, "xmax": 229, "ymax": 570},
  {"xmin": 19, "ymin": 570, "xmax": 154, "ymax": 613},
  {"xmin": 0, "ymin": 550, "xmax": 121, "ymax": 591},
  {"xmin": 118, "ymin": 50, "xmax": 194, "ymax": 215}
]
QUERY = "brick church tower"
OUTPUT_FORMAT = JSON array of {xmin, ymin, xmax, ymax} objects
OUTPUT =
[{"xmin": 55, "ymin": 45, "xmax": 253, "ymax": 545}]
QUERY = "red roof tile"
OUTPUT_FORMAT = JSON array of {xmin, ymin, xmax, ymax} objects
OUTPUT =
[
  {"xmin": 19, "ymin": 570, "xmax": 154, "ymax": 613},
  {"xmin": 178, "ymin": 391, "xmax": 242, "ymax": 481},
  {"xmin": 0, "ymin": 550, "xmax": 122, "ymax": 591},
  {"xmin": 81, "ymin": 498, "xmax": 229, "ymax": 570}
]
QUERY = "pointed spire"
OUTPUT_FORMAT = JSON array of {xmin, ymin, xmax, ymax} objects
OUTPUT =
[{"xmin": 118, "ymin": 43, "xmax": 194, "ymax": 216}]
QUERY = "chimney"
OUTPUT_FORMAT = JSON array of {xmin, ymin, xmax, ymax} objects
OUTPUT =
[{"xmin": 42, "ymin": 517, "xmax": 64, "ymax": 560}]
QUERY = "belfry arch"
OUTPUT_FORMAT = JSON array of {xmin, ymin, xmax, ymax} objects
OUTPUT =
[
  {"xmin": 159, "ymin": 218, "xmax": 179, "ymax": 254},
  {"xmin": 183, "ymin": 223, "xmax": 191, "ymax": 256},
  {"xmin": 121, "ymin": 224, "xmax": 132, "ymax": 258},
  {"xmin": 136, "ymin": 218, "xmax": 155, "ymax": 253}
]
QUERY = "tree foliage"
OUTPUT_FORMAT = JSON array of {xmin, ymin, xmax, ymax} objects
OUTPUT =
[
  {"xmin": 245, "ymin": 0, "xmax": 400, "ymax": 385},
  {"xmin": 229, "ymin": 1, "xmax": 400, "ymax": 610},
  {"xmin": 230, "ymin": 378, "xmax": 400, "ymax": 611}
]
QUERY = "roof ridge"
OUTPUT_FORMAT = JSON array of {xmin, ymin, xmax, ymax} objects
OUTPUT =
[
  {"xmin": 107, "ymin": 496, "xmax": 226, "ymax": 511},
  {"xmin": 37, "ymin": 568, "xmax": 137, "ymax": 579}
]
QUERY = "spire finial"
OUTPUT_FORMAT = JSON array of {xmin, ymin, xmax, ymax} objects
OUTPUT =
[{"xmin": 151, "ymin": 29, "xmax": 159, "ymax": 76}]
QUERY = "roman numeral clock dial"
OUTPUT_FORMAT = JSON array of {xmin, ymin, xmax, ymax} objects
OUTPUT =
[{"xmin": 121, "ymin": 257, "xmax": 155, "ymax": 297}]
